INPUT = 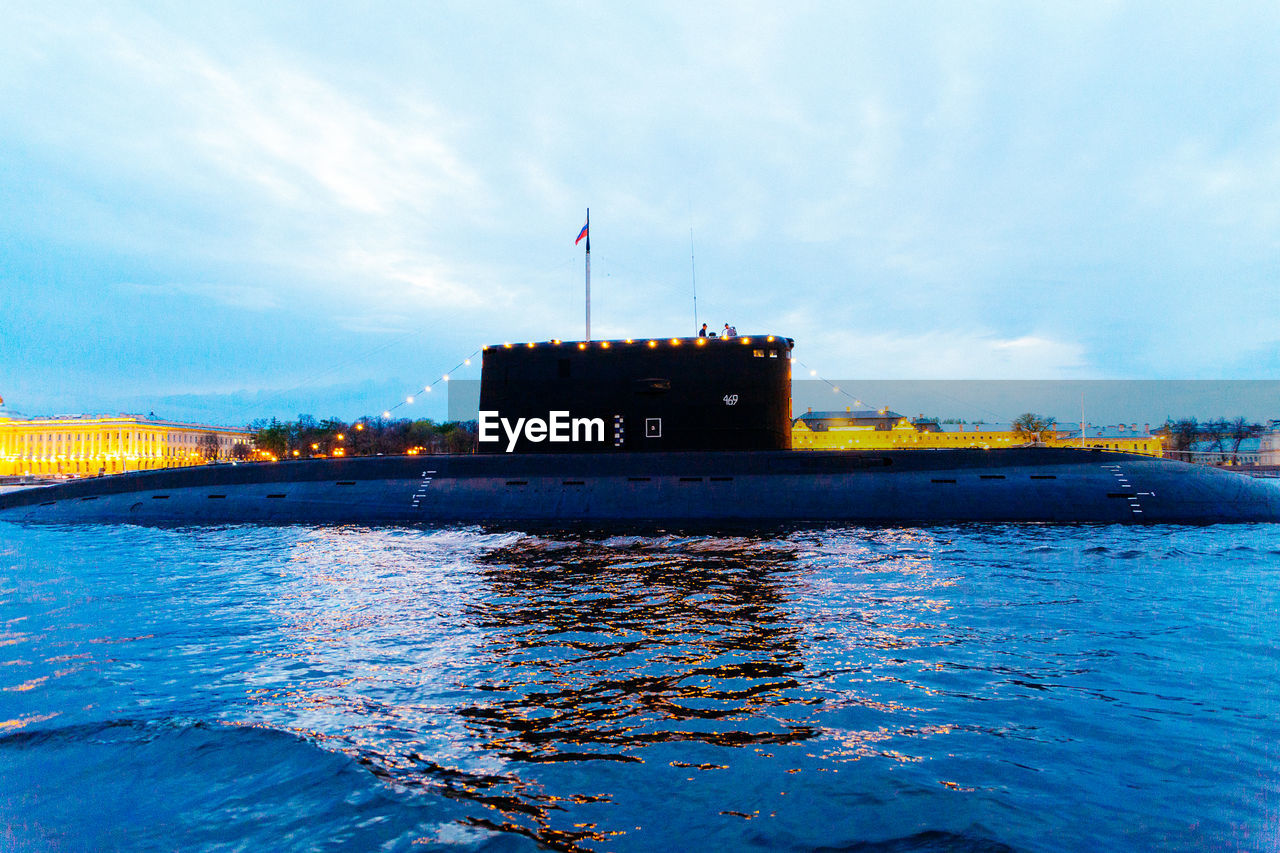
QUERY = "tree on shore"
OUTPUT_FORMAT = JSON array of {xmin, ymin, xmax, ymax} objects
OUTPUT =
[
  {"xmin": 1202, "ymin": 418, "xmax": 1230, "ymax": 453},
  {"xmin": 1012, "ymin": 413, "xmax": 1056, "ymax": 444},
  {"xmin": 1230, "ymin": 417, "xmax": 1263, "ymax": 456},
  {"xmin": 1161, "ymin": 416, "xmax": 1265, "ymax": 461},
  {"xmin": 1167, "ymin": 418, "xmax": 1199, "ymax": 452},
  {"xmin": 247, "ymin": 415, "xmax": 478, "ymax": 460}
]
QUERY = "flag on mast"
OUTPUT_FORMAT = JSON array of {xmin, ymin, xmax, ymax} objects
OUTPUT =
[{"xmin": 580, "ymin": 209, "xmax": 591, "ymax": 340}]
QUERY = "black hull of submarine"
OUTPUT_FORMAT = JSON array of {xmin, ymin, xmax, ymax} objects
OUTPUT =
[{"xmin": 3, "ymin": 447, "xmax": 1279, "ymax": 525}]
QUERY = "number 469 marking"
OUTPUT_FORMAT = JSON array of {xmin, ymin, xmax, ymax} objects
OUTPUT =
[{"xmin": 723, "ymin": 394, "xmax": 739, "ymax": 406}]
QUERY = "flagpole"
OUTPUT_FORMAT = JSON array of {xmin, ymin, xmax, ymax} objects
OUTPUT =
[{"xmin": 585, "ymin": 208, "xmax": 591, "ymax": 341}]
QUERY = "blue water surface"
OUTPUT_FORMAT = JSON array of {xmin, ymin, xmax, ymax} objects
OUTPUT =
[{"xmin": 1, "ymin": 522, "xmax": 1278, "ymax": 851}]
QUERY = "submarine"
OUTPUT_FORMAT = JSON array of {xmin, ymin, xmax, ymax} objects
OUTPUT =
[{"xmin": 3, "ymin": 333, "xmax": 1279, "ymax": 525}]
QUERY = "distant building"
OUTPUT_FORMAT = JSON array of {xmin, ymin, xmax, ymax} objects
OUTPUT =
[
  {"xmin": 792, "ymin": 410, "xmax": 1161, "ymax": 456},
  {"xmin": 917, "ymin": 421, "xmax": 1044, "ymax": 450},
  {"xmin": 792, "ymin": 408, "xmax": 924, "ymax": 449},
  {"xmin": 1167, "ymin": 437, "xmax": 1265, "ymax": 466},
  {"xmin": 1047, "ymin": 423, "xmax": 1163, "ymax": 457},
  {"xmin": 0, "ymin": 414, "xmax": 253, "ymax": 478},
  {"xmin": 1262, "ymin": 421, "xmax": 1280, "ymax": 466},
  {"xmin": 1154, "ymin": 420, "xmax": 1274, "ymax": 467}
]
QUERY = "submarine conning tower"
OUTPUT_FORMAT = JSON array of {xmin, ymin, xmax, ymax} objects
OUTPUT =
[{"xmin": 477, "ymin": 335, "xmax": 794, "ymax": 453}]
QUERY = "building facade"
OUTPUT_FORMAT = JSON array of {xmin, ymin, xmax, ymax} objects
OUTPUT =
[
  {"xmin": 0, "ymin": 415, "xmax": 253, "ymax": 478},
  {"xmin": 792, "ymin": 410, "xmax": 1162, "ymax": 456},
  {"xmin": 1046, "ymin": 424, "xmax": 1163, "ymax": 457},
  {"xmin": 1262, "ymin": 421, "xmax": 1280, "ymax": 466}
]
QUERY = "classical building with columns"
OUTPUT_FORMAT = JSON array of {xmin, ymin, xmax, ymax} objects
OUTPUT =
[{"xmin": 0, "ymin": 414, "xmax": 253, "ymax": 478}]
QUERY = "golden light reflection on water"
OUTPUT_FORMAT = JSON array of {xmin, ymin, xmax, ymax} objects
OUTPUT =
[
  {"xmin": 462, "ymin": 536, "xmax": 817, "ymax": 748},
  {"xmin": 246, "ymin": 527, "xmax": 975, "ymax": 851},
  {"xmin": 435, "ymin": 533, "xmax": 822, "ymax": 848}
]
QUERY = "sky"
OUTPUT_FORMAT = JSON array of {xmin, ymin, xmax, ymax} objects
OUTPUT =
[{"xmin": 2, "ymin": 1, "xmax": 1279, "ymax": 426}]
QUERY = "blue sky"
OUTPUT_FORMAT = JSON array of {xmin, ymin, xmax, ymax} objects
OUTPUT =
[{"xmin": 2, "ymin": 1, "xmax": 1278, "ymax": 425}]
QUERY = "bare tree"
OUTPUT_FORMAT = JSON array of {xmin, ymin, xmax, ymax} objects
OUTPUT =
[
  {"xmin": 1230, "ymin": 417, "xmax": 1263, "ymax": 463},
  {"xmin": 1012, "ymin": 413, "xmax": 1056, "ymax": 444},
  {"xmin": 1202, "ymin": 418, "xmax": 1230, "ymax": 453},
  {"xmin": 1167, "ymin": 418, "xmax": 1199, "ymax": 452}
]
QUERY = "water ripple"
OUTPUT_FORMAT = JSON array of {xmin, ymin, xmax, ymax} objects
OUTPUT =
[{"xmin": 1, "ymin": 522, "xmax": 1278, "ymax": 851}]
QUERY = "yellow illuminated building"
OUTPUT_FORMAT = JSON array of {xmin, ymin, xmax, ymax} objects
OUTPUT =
[
  {"xmin": 792, "ymin": 410, "xmax": 1162, "ymax": 457},
  {"xmin": 0, "ymin": 414, "xmax": 253, "ymax": 478},
  {"xmin": 1046, "ymin": 425, "xmax": 1162, "ymax": 457}
]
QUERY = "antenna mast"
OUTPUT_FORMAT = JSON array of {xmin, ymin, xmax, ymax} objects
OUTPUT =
[{"xmin": 690, "ymin": 224, "xmax": 698, "ymax": 332}]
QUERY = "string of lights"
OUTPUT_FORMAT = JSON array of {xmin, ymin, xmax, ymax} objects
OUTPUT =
[
  {"xmin": 379, "ymin": 350, "xmax": 482, "ymax": 420},
  {"xmin": 792, "ymin": 360, "xmax": 1023, "ymax": 424},
  {"xmin": 379, "ymin": 346, "xmax": 896, "ymax": 423},
  {"xmin": 792, "ymin": 359, "xmax": 888, "ymax": 413}
]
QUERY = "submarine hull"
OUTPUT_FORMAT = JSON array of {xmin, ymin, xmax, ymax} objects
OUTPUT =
[{"xmin": 3, "ymin": 447, "xmax": 1278, "ymax": 525}]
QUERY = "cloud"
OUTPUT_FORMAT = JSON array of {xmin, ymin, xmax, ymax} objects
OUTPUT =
[
  {"xmin": 85, "ymin": 13, "xmax": 483, "ymax": 215},
  {"xmin": 115, "ymin": 281, "xmax": 280, "ymax": 311},
  {"xmin": 811, "ymin": 328, "xmax": 1090, "ymax": 379},
  {"xmin": 3, "ymin": 5, "xmax": 494, "ymax": 316},
  {"xmin": 1134, "ymin": 131, "xmax": 1280, "ymax": 242}
]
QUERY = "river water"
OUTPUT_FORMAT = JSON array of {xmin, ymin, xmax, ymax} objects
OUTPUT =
[{"xmin": 2, "ymin": 522, "xmax": 1278, "ymax": 851}]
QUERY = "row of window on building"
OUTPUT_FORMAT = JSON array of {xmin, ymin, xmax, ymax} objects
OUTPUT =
[{"xmin": 0, "ymin": 416, "xmax": 253, "ymax": 477}]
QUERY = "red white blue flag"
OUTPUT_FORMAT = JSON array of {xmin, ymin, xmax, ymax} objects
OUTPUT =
[{"xmin": 575, "ymin": 218, "xmax": 589, "ymax": 245}]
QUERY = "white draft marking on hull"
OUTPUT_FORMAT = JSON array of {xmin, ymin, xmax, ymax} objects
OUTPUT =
[
  {"xmin": 411, "ymin": 470, "xmax": 436, "ymax": 509},
  {"xmin": 1105, "ymin": 464, "xmax": 1144, "ymax": 516}
]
